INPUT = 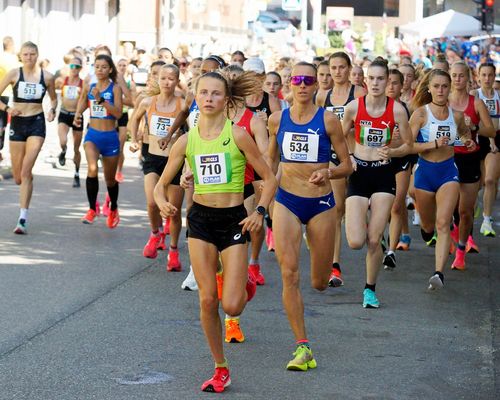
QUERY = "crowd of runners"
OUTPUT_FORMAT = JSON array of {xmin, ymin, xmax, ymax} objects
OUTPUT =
[{"xmin": 0, "ymin": 37, "xmax": 499, "ymax": 393}]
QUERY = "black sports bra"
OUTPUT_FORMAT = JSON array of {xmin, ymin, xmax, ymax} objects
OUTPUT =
[
  {"xmin": 324, "ymin": 84, "xmax": 356, "ymax": 108},
  {"xmin": 247, "ymin": 92, "xmax": 272, "ymax": 119},
  {"xmin": 13, "ymin": 68, "xmax": 47, "ymax": 104}
]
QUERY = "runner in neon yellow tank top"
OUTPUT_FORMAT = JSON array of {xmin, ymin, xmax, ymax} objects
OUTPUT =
[{"xmin": 153, "ymin": 71, "xmax": 277, "ymax": 394}]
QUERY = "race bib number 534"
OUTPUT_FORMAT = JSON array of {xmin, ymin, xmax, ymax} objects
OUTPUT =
[{"xmin": 282, "ymin": 131, "xmax": 319, "ymax": 162}]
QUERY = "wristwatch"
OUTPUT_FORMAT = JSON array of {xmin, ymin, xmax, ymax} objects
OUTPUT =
[{"xmin": 255, "ymin": 205, "xmax": 266, "ymax": 216}]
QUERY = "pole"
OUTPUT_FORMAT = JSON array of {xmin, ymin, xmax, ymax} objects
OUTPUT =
[{"xmin": 301, "ymin": 0, "xmax": 307, "ymax": 32}]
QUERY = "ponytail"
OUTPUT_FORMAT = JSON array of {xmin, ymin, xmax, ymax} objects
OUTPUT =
[{"xmin": 412, "ymin": 69, "xmax": 451, "ymax": 109}]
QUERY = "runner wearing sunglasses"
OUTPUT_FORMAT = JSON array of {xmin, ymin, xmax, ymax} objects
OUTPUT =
[
  {"xmin": 268, "ymin": 62, "xmax": 352, "ymax": 371},
  {"xmin": 56, "ymin": 57, "xmax": 84, "ymax": 187},
  {"xmin": 316, "ymin": 51, "xmax": 366, "ymax": 288},
  {"xmin": 342, "ymin": 58, "xmax": 412, "ymax": 308}
]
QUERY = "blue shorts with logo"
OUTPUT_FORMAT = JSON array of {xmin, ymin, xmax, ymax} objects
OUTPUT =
[
  {"xmin": 275, "ymin": 186, "xmax": 335, "ymax": 225},
  {"xmin": 414, "ymin": 156, "xmax": 459, "ymax": 193},
  {"xmin": 84, "ymin": 127, "xmax": 120, "ymax": 157}
]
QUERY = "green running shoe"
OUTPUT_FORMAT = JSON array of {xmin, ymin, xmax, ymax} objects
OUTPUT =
[
  {"xmin": 286, "ymin": 345, "xmax": 317, "ymax": 371},
  {"xmin": 13, "ymin": 220, "xmax": 27, "ymax": 235},
  {"xmin": 426, "ymin": 233, "xmax": 437, "ymax": 247},
  {"xmin": 363, "ymin": 288, "xmax": 380, "ymax": 308}
]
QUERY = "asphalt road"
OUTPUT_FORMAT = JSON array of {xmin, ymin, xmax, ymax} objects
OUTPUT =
[{"xmin": 0, "ymin": 128, "xmax": 499, "ymax": 399}]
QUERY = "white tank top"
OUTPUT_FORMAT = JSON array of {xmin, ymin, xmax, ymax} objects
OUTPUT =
[
  {"xmin": 477, "ymin": 88, "xmax": 500, "ymax": 119},
  {"xmin": 417, "ymin": 105, "xmax": 459, "ymax": 146}
]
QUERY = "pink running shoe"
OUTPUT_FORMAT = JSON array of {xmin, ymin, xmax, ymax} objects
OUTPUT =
[
  {"xmin": 143, "ymin": 233, "xmax": 161, "ymax": 258},
  {"xmin": 451, "ymin": 248, "xmax": 466, "ymax": 270},
  {"xmin": 266, "ymin": 227, "xmax": 275, "ymax": 252},
  {"xmin": 102, "ymin": 193, "xmax": 111, "ymax": 217},
  {"xmin": 246, "ymin": 273, "xmax": 257, "ymax": 301},
  {"xmin": 466, "ymin": 235, "xmax": 479, "ymax": 254},
  {"xmin": 201, "ymin": 367, "xmax": 231, "ymax": 393},
  {"xmin": 95, "ymin": 200, "xmax": 101, "ymax": 216},
  {"xmin": 450, "ymin": 224, "xmax": 459, "ymax": 243},
  {"xmin": 164, "ymin": 217, "xmax": 171, "ymax": 235},
  {"xmin": 167, "ymin": 249, "xmax": 182, "ymax": 272},
  {"xmin": 249, "ymin": 263, "xmax": 265, "ymax": 285},
  {"xmin": 157, "ymin": 232, "xmax": 167, "ymax": 251}
]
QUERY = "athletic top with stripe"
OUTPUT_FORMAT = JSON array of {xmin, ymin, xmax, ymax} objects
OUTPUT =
[
  {"xmin": 235, "ymin": 108, "xmax": 255, "ymax": 185},
  {"xmin": 13, "ymin": 67, "xmax": 47, "ymax": 103},
  {"xmin": 88, "ymin": 82, "xmax": 115, "ymax": 120},
  {"xmin": 187, "ymin": 119, "xmax": 246, "ymax": 194},
  {"xmin": 417, "ymin": 105, "xmax": 459, "ymax": 146},
  {"xmin": 455, "ymin": 95, "xmax": 479, "ymax": 154},
  {"xmin": 477, "ymin": 88, "xmax": 500, "ymax": 119},
  {"xmin": 354, "ymin": 96, "xmax": 395, "ymax": 147},
  {"xmin": 323, "ymin": 84, "xmax": 356, "ymax": 121},
  {"xmin": 61, "ymin": 76, "xmax": 82, "ymax": 102},
  {"xmin": 277, "ymin": 107, "xmax": 331, "ymax": 163}
]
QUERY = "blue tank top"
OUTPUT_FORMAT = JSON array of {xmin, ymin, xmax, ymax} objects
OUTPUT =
[
  {"xmin": 188, "ymin": 99, "xmax": 200, "ymax": 128},
  {"xmin": 417, "ymin": 105, "xmax": 459, "ymax": 146},
  {"xmin": 277, "ymin": 107, "xmax": 331, "ymax": 163},
  {"xmin": 88, "ymin": 82, "xmax": 115, "ymax": 120}
]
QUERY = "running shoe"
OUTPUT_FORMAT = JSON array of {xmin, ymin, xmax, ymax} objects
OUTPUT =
[
  {"xmin": 466, "ymin": 235, "xmax": 479, "ymax": 254},
  {"xmin": 13, "ymin": 219, "xmax": 27, "ymax": 234},
  {"xmin": 451, "ymin": 248, "xmax": 466, "ymax": 270},
  {"xmin": 157, "ymin": 231, "xmax": 167, "ymax": 251},
  {"xmin": 167, "ymin": 249, "xmax": 182, "ymax": 271},
  {"xmin": 450, "ymin": 224, "xmax": 459, "ymax": 243},
  {"xmin": 216, "ymin": 271, "xmax": 223, "ymax": 300},
  {"xmin": 225, "ymin": 318, "xmax": 245, "ymax": 343},
  {"xmin": 383, "ymin": 252, "xmax": 396, "ymax": 270},
  {"xmin": 106, "ymin": 209, "xmax": 120, "ymax": 229},
  {"xmin": 286, "ymin": 345, "xmax": 317, "ymax": 371},
  {"xmin": 396, "ymin": 235, "xmax": 411, "ymax": 251},
  {"xmin": 426, "ymin": 233, "xmax": 437, "ymax": 247},
  {"xmin": 181, "ymin": 266, "xmax": 198, "ymax": 291},
  {"xmin": 412, "ymin": 211, "xmax": 421, "ymax": 226},
  {"xmin": 102, "ymin": 194, "xmax": 111, "ymax": 217},
  {"xmin": 72, "ymin": 175, "xmax": 80, "ymax": 188},
  {"xmin": 449, "ymin": 240, "xmax": 456, "ymax": 255},
  {"xmin": 428, "ymin": 273, "xmax": 444, "ymax": 290},
  {"xmin": 58, "ymin": 150, "xmax": 66, "ymax": 166},
  {"xmin": 246, "ymin": 273, "xmax": 257, "ymax": 302},
  {"xmin": 362, "ymin": 288, "xmax": 380, "ymax": 308},
  {"xmin": 480, "ymin": 219, "xmax": 496, "ymax": 237},
  {"xmin": 143, "ymin": 233, "xmax": 161, "ymax": 259},
  {"xmin": 328, "ymin": 267, "xmax": 344, "ymax": 287},
  {"xmin": 474, "ymin": 204, "xmax": 481, "ymax": 219},
  {"xmin": 248, "ymin": 263, "xmax": 265, "ymax": 285},
  {"xmin": 81, "ymin": 209, "xmax": 97, "ymax": 224},
  {"xmin": 381, "ymin": 236, "xmax": 387, "ymax": 253},
  {"xmin": 95, "ymin": 200, "xmax": 101, "ymax": 216},
  {"xmin": 164, "ymin": 217, "xmax": 171, "ymax": 235},
  {"xmin": 115, "ymin": 171, "xmax": 124, "ymax": 183},
  {"xmin": 405, "ymin": 196, "xmax": 415, "ymax": 210},
  {"xmin": 266, "ymin": 227, "xmax": 275, "ymax": 252},
  {"xmin": 201, "ymin": 367, "xmax": 231, "ymax": 393}
]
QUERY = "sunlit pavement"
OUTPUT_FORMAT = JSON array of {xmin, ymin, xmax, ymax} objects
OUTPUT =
[{"xmin": 0, "ymin": 121, "xmax": 499, "ymax": 399}]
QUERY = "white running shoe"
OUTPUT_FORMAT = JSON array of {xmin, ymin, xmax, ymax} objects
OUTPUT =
[
  {"xmin": 181, "ymin": 265, "xmax": 198, "ymax": 291},
  {"xmin": 480, "ymin": 219, "xmax": 496, "ymax": 237},
  {"xmin": 428, "ymin": 273, "xmax": 444, "ymax": 290},
  {"xmin": 412, "ymin": 211, "xmax": 421, "ymax": 226},
  {"xmin": 405, "ymin": 196, "xmax": 415, "ymax": 210}
]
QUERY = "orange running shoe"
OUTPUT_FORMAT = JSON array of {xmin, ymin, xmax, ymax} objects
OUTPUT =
[
  {"xmin": 167, "ymin": 249, "xmax": 182, "ymax": 271},
  {"xmin": 82, "ymin": 209, "xmax": 97, "ymax": 224},
  {"xmin": 115, "ymin": 171, "xmax": 124, "ymax": 183},
  {"xmin": 225, "ymin": 318, "xmax": 245, "ymax": 343},
  {"xmin": 466, "ymin": 235, "xmax": 479, "ymax": 254},
  {"xmin": 216, "ymin": 271, "xmax": 223, "ymax": 300},
  {"xmin": 248, "ymin": 263, "xmax": 265, "ymax": 285},
  {"xmin": 106, "ymin": 208, "xmax": 120, "ymax": 229},
  {"xmin": 451, "ymin": 248, "xmax": 466, "ymax": 270},
  {"xmin": 143, "ymin": 233, "xmax": 160, "ymax": 258},
  {"xmin": 201, "ymin": 367, "xmax": 231, "ymax": 393},
  {"xmin": 328, "ymin": 267, "xmax": 344, "ymax": 287}
]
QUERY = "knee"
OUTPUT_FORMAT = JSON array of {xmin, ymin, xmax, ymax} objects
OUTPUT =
[
  {"xmin": 14, "ymin": 177, "xmax": 22, "ymax": 185},
  {"xmin": 366, "ymin": 235, "xmax": 382, "ymax": 252},
  {"xmin": 336, "ymin": 202, "xmax": 345, "ymax": 218},
  {"xmin": 281, "ymin": 265, "xmax": 300, "ymax": 288},
  {"xmin": 87, "ymin": 166, "xmax": 98, "ymax": 177},
  {"xmin": 459, "ymin": 208, "xmax": 471, "ymax": 221},
  {"xmin": 199, "ymin": 294, "xmax": 219, "ymax": 314},
  {"xmin": 485, "ymin": 176, "xmax": 495, "ymax": 188},
  {"xmin": 20, "ymin": 169, "xmax": 33, "ymax": 181},
  {"xmin": 311, "ymin": 277, "xmax": 328, "ymax": 291},
  {"xmin": 435, "ymin": 218, "xmax": 450, "ymax": 233},
  {"xmin": 222, "ymin": 301, "xmax": 244, "ymax": 317},
  {"xmin": 391, "ymin": 200, "xmax": 404, "ymax": 215},
  {"xmin": 347, "ymin": 235, "xmax": 364, "ymax": 250}
]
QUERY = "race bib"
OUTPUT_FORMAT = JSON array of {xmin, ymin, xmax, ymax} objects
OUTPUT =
[
  {"xmin": 188, "ymin": 110, "xmax": 200, "ymax": 128},
  {"xmin": 484, "ymin": 99, "xmax": 497, "ymax": 115},
  {"xmin": 326, "ymin": 106, "xmax": 345, "ymax": 121},
  {"xmin": 359, "ymin": 126, "xmax": 390, "ymax": 147},
  {"xmin": 151, "ymin": 115, "xmax": 174, "ymax": 137},
  {"xmin": 282, "ymin": 131, "xmax": 319, "ymax": 162},
  {"xmin": 63, "ymin": 85, "xmax": 79, "ymax": 100},
  {"xmin": 194, "ymin": 153, "xmax": 231, "ymax": 185},
  {"xmin": 17, "ymin": 81, "xmax": 43, "ymax": 100},
  {"xmin": 90, "ymin": 100, "xmax": 107, "ymax": 118},
  {"xmin": 429, "ymin": 123, "xmax": 456, "ymax": 145}
]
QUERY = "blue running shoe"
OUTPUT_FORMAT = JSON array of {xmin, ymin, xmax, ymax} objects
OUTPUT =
[
  {"xmin": 396, "ymin": 234, "xmax": 411, "ymax": 251},
  {"xmin": 363, "ymin": 289, "xmax": 379, "ymax": 308}
]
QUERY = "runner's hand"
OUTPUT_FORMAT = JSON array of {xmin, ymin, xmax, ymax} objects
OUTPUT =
[
  {"xmin": 8, "ymin": 107, "xmax": 22, "ymax": 117},
  {"xmin": 309, "ymin": 168, "xmax": 329, "ymax": 185},
  {"xmin": 491, "ymin": 143, "xmax": 498, "ymax": 153},
  {"xmin": 129, "ymin": 141, "xmax": 140, "ymax": 153},
  {"xmin": 158, "ymin": 201, "xmax": 178, "ymax": 218},
  {"xmin": 73, "ymin": 113, "xmax": 82, "ymax": 128},
  {"xmin": 255, "ymin": 111, "xmax": 268, "ymax": 123},
  {"xmin": 239, "ymin": 212, "xmax": 264, "ymax": 234},
  {"xmin": 180, "ymin": 170, "xmax": 194, "ymax": 189},
  {"xmin": 350, "ymin": 154, "xmax": 357, "ymax": 171},
  {"xmin": 377, "ymin": 146, "xmax": 391, "ymax": 161},
  {"xmin": 436, "ymin": 136, "xmax": 449, "ymax": 148}
]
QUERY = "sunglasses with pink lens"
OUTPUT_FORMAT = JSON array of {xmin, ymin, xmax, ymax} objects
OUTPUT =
[{"xmin": 290, "ymin": 75, "xmax": 317, "ymax": 86}]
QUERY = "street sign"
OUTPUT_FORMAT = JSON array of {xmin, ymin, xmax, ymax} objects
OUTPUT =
[{"xmin": 282, "ymin": 0, "xmax": 301, "ymax": 12}]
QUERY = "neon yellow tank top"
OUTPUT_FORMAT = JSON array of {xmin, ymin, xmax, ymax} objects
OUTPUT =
[{"xmin": 186, "ymin": 119, "xmax": 246, "ymax": 194}]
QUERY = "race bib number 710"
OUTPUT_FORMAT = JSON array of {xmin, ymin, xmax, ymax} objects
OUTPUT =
[{"xmin": 194, "ymin": 153, "xmax": 231, "ymax": 185}]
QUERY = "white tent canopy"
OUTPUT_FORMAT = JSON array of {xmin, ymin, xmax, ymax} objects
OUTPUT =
[{"xmin": 399, "ymin": 9, "xmax": 500, "ymax": 39}]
